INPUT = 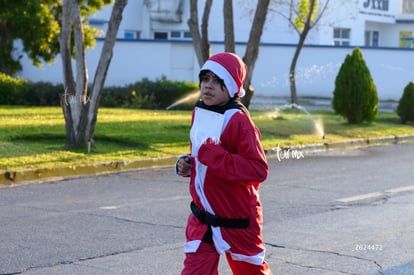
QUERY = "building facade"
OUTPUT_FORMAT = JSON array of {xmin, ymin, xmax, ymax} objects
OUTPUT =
[
  {"xmin": 88, "ymin": 0, "xmax": 414, "ymax": 47},
  {"xmin": 19, "ymin": 0, "xmax": 414, "ymax": 100}
]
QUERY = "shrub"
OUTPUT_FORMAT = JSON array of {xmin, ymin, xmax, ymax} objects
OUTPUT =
[
  {"xmin": 0, "ymin": 73, "xmax": 199, "ymax": 109},
  {"xmin": 29, "ymin": 82, "xmax": 63, "ymax": 106},
  {"xmin": 129, "ymin": 76, "xmax": 198, "ymax": 109},
  {"xmin": 397, "ymin": 82, "xmax": 414, "ymax": 124},
  {"xmin": 0, "ymin": 73, "xmax": 63, "ymax": 106},
  {"xmin": 0, "ymin": 73, "xmax": 30, "ymax": 105},
  {"xmin": 101, "ymin": 76, "xmax": 199, "ymax": 109},
  {"xmin": 332, "ymin": 48, "xmax": 378, "ymax": 123},
  {"xmin": 100, "ymin": 86, "xmax": 130, "ymax": 107}
]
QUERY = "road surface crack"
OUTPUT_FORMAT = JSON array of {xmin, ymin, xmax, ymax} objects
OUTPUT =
[
  {"xmin": 265, "ymin": 242, "xmax": 384, "ymax": 274},
  {"xmin": 3, "ymin": 246, "xmax": 154, "ymax": 274}
]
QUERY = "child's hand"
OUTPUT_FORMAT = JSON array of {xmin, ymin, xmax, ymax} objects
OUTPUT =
[{"xmin": 177, "ymin": 156, "xmax": 192, "ymax": 177}]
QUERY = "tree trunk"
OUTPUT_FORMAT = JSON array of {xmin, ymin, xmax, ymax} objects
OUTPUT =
[
  {"xmin": 241, "ymin": 0, "xmax": 271, "ymax": 108},
  {"xmin": 288, "ymin": 48, "xmax": 299, "ymax": 105},
  {"xmin": 223, "ymin": 0, "xmax": 235, "ymax": 53},
  {"xmin": 85, "ymin": 0, "xmax": 128, "ymax": 143},
  {"xmin": 188, "ymin": 0, "xmax": 212, "ymax": 67},
  {"xmin": 187, "ymin": 0, "xmax": 270, "ymax": 109},
  {"xmin": 289, "ymin": 0, "xmax": 316, "ymax": 105},
  {"xmin": 60, "ymin": 0, "xmax": 76, "ymax": 147},
  {"xmin": 71, "ymin": 0, "xmax": 89, "ymax": 144},
  {"xmin": 200, "ymin": 0, "xmax": 212, "ymax": 63},
  {"xmin": 289, "ymin": 30, "xmax": 310, "ymax": 105},
  {"xmin": 60, "ymin": 0, "xmax": 128, "ymax": 148}
]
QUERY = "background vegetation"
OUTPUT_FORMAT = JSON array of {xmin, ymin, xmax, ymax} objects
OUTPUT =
[
  {"xmin": 332, "ymin": 48, "xmax": 378, "ymax": 123},
  {"xmin": 397, "ymin": 82, "xmax": 414, "ymax": 124},
  {"xmin": 0, "ymin": 73, "xmax": 198, "ymax": 109},
  {"xmin": 1, "ymin": 73, "xmax": 413, "ymax": 173},
  {"xmin": 1, "ymin": 106, "xmax": 413, "ymax": 172}
]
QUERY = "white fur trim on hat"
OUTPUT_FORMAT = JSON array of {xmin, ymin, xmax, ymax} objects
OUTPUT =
[{"xmin": 201, "ymin": 60, "xmax": 243, "ymax": 97}]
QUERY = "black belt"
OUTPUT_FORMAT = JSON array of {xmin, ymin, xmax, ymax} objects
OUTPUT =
[{"xmin": 190, "ymin": 202, "xmax": 249, "ymax": 229}]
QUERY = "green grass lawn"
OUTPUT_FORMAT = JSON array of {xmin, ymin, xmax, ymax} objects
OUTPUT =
[{"xmin": 1, "ymin": 106, "xmax": 413, "ymax": 171}]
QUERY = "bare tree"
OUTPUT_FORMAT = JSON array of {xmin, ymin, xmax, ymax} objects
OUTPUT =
[
  {"xmin": 272, "ymin": 0, "xmax": 329, "ymax": 104},
  {"xmin": 188, "ymin": 0, "xmax": 212, "ymax": 67},
  {"xmin": 291, "ymin": 0, "xmax": 328, "ymax": 104},
  {"xmin": 60, "ymin": 0, "xmax": 128, "ymax": 148},
  {"xmin": 241, "ymin": 0, "xmax": 271, "ymax": 108},
  {"xmin": 188, "ymin": 0, "xmax": 271, "ymax": 108},
  {"xmin": 223, "ymin": 0, "xmax": 235, "ymax": 53}
]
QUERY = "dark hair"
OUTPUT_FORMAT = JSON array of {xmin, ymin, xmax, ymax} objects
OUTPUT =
[{"xmin": 199, "ymin": 70, "xmax": 226, "ymax": 90}]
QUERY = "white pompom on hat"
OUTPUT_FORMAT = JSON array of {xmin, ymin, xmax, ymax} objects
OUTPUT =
[{"xmin": 200, "ymin": 52, "xmax": 248, "ymax": 98}]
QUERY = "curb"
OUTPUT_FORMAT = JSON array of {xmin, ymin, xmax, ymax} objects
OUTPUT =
[
  {"xmin": 1, "ymin": 156, "xmax": 178, "ymax": 187},
  {"xmin": 265, "ymin": 134, "xmax": 414, "ymax": 157},
  {"xmin": 2, "ymin": 134, "xmax": 414, "ymax": 186}
]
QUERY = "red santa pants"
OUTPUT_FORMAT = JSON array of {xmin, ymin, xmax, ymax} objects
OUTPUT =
[{"xmin": 181, "ymin": 242, "xmax": 273, "ymax": 275}]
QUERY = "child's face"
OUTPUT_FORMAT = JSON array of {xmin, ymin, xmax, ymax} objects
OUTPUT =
[{"xmin": 200, "ymin": 71, "xmax": 231, "ymax": 106}]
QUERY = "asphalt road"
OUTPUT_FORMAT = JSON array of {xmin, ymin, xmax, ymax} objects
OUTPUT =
[{"xmin": 1, "ymin": 143, "xmax": 414, "ymax": 275}]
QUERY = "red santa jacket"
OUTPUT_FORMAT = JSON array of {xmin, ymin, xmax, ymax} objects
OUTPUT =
[{"xmin": 183, "ymin": 103, "xmax": 269, "ymax": 265}]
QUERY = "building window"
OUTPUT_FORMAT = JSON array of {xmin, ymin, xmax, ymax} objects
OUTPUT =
[
  {"xmin": 402, "ymin": 0, "xmax": 414, "ymax": 14},
  {"xmin": 170, "ymin": 31, "xmax": 181, "ymax": 38},
  {"xmin": 183, "ymin": 31, "xmax": 192, "ymax": 38},
  {"xmin": 372, "ymin": 31, "xmax": 379, "ymax": 46},
  {"xmin": 124, "ymin": 30, "xmax": 140, "ymax": 39},
  {"xmin": 154, "ymin": 32, "xmax": 168, "ymax": 39},
  {"xmin": 333, "ymin": 28, "xmax": 351, "ymax": 46},
  {"xmin": 365, "ymin": 31, "xmax": 379, "ymax": 47},
  {"xmin": 170, "ymin": 31, "xmax": 192, "ymax": 40}
]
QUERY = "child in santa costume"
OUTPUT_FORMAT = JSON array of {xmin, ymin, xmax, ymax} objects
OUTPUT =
[{"xmin": 176, "ymin": 52, "xmax": 272, "ymax": 275}]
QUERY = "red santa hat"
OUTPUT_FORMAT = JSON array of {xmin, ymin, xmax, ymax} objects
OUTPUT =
[{"xmin": 200, "ymin": 52, "xmax": 248, "ymax": 98}]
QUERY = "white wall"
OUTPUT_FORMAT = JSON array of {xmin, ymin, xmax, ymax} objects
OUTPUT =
[
  {"xmin": 18, "ymin": 40, "xmax": 414, "ymax": 101},
  {"xmin": 252, "ymin": 44, "xmax": 414, "ymax": 100}
]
